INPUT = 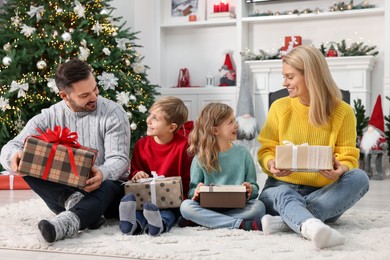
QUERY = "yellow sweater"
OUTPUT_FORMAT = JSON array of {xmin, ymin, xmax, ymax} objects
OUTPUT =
[{"xmin": 258, "ymin": 97, "xmax": 359, "ymax": 188}]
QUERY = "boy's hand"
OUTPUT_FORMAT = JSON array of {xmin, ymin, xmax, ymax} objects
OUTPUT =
[
  {"xmin": 131, "ymin": 171, "xmax": 149, "ymax": 182},
  {"xmin": 192, "ymin": 182, "xmax": 204, "ymax": 201},
  {"xmin": 242, "ymin": 182, "xmax": 252, "ymax": 199}
]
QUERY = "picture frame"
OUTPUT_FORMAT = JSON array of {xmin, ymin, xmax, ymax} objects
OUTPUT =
[{"xmin": 162, "ymin": 0, "xmax": 206, "ymax": 25}]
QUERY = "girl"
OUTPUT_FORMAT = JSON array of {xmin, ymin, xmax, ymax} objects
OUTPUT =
[{"xmin": 180, "ymin": 103, "xmax": 265, "ymax": 231}]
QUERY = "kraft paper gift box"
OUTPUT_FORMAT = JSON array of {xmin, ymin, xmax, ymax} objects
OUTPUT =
[
  {"xmin": 199, "ymin": 185, "xmax": 246, "ymax": 208},
  {"xmin": 124, "ymin": 176, "xmax": 183, "ymax": 210},
  {"xmin": 18, "ymin": 136, "xmax": 97, "ymax": 188},
  {"xmin": 275, "ymin": 145, "xmax": 333, "ymax": 171},
  {"xmin": 0, "ymin": 173, "xmax": 30, "ymax": 190}
]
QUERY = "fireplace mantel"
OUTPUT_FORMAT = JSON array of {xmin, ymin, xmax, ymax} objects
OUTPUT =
[{"xmin": 246, "ymin": 56, "xmax": 376, "ymax": 130}]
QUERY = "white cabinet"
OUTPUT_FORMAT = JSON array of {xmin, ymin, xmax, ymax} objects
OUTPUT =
[
  {"xmin": 157, "ymin": 87, "xmax": 238, "ymax": 121},
  {"xmin": 153, "ymin": 0, "xmax": 385, "ymax": 116}
]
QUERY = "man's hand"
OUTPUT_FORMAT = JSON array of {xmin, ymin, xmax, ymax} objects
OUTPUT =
[
  {"xmin": 84, "ymin": 166, "xmax": 103, "ymax": 193},
  {"xmin": 10, "ymin": 151, "xmax": 27, "ymax": 176},
  {"xmin": 192, "ymin": 182, "xmax": 204, "ymax": 201},
  {"xmin": 242, "ymin": 182, "xmax": 253, "ymax": 199},
  {"xmin": 131, "ymin": 171, "xmax": 149, "ymax": 182}
]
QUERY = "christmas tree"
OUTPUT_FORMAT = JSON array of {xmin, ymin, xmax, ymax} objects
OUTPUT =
[{"xmin": 0, "ymin": 0, "xmax": 157, "ymax": 151}]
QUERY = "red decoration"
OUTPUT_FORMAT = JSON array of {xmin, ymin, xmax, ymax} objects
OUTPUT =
[
  {"xmin": 280, "ymin": 36, "xmax": 302, "ymax": 56},
  {"xmin": 326, "ymin": 44, "xmax": 338, "ymax": 57},
  {"xmin": 33, "ymin": 126, "xmax": 81, "ymax": 180},
  {"xmin": 213, "ymin": 4, "xmax": 220, "ymax": 13}
]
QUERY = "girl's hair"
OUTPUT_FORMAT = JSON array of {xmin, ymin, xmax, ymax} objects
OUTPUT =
[
  {"xmin": 55, "ymin": 59, "xmax": 92, "ymax": 93},
  {"xmin": 284, "ymin": 45, "xmax": 342, "ymax": 126},
  {"xmin": 188, "ymin": 103, "xmax": 233, "ymax": 173}
]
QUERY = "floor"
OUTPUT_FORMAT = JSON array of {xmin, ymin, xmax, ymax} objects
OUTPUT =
[{"xmin": 1, "ymin": 177, "xmax": 389, "ymax": 259}]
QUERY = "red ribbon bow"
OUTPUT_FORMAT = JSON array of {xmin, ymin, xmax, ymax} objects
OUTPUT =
[{"xmin": 34, "ymin": 126, "xmax": 81, "ymax": 180}]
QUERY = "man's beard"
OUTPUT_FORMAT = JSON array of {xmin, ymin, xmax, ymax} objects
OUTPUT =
[
  {"xmin": 67, "ymin": 99, "xmax": 97, "ymax": 112},
  {"xmin": 360, "ymin": 129, "xmax": 381, "ymax": 154}
]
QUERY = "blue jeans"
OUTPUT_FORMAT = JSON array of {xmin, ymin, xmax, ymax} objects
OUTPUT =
[
  {"xmin": 258, "ymin": 169, "xmax": 369, "ymax": 234},
  {"xmin": 134, "ymin": 208, "xmax": 178, "ymax": 235},
  {"xmin": 24, "ymin": 176, "xmax": 124, "ymax": 230},
  {"xmin": 180, "ymin": 199, "xmax": 266, "ymax": 229}
]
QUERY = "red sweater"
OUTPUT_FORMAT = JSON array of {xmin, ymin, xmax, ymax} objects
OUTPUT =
[{"xmin": 130, "ymin": 133, "xmax": 192, "ymax": 199}]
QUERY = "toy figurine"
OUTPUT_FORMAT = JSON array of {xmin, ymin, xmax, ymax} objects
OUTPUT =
[{"xmin": 360, "ymin": 95, "xmax": 387, "ymax": 180}]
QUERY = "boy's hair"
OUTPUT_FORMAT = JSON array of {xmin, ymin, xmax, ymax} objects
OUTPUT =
[
  {"xmin": 55, "ymin": 59, "xmax": 92, "ymax": 93},
  {"xmin": 188, "ymin": 103, "xmax": 233, "ymax": 173},
  {"xmin": 151, "ymin": 96, "xmax": 188, "ymax": 132}
]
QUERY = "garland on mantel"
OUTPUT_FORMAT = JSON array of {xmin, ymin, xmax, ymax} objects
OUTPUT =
[
  {"xmin": 241, "ymin": 40, "xmax": 378, "ymax": 61},
  {"xmin": 249, "ymin": 0, "xmax": 375, "ymax": 17}
]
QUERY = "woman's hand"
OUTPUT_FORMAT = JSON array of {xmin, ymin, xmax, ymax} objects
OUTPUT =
[
  {"xmin": 242, "ymin": 182, "xmax": 253, "ymax": 199},
  {"xmin": 192, "ymin": 182, "xmax": 204, "ymax": 201},
  {"xmin": 268, "ymin": 159, "xmax": 292, "ymax": 177},
  {"xmin": 131, "ymin": 171, "xmax": 149, "ymax": 182},
  {"xmin": 319, "ymin": 156, "xmax": 346, "ymax": 180}
]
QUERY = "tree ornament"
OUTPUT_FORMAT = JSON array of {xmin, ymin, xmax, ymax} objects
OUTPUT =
[
  {"xmin": 125, "ymin": 59, "xmax": 130, "ymax": 66},
  {"xmin": 61, "ymin": 32, "xmax": 71, "ymax": 42},
  {"xmin": 3, "ymin": 43, "xmax": 11, "ymax": 52},
  {"xmin": 2, "ymin": 56, "xmax": 12, "ymax": 66},
  {"xmin": 130, "ymin": 122, "xmax": 137, "ymax": 130},
  {"xmin": 36, "ymin": 60, "xmax": 47, "ymax": 70},
  {"xmin": 127, "ymin": 111, "xmax": 133, "ymax": 119}
]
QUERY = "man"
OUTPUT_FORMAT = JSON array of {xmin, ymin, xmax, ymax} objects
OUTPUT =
[{"xmin": 0, "ymin": 59, "xmax": 131, "ymax": 243}]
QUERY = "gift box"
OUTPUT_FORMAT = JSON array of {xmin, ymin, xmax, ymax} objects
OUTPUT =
[
  {"xmin": 275, "ymin": 144, "xmax": 333, "ymax": 171},
  {"xmin": 124, "ymin": 176, "xmax": 183, "ymax": 210},
  {"xmin": 18, "ymin": 133, "xmax": 97, "ymax": 189},
  {"xmin": 0, "ymin": 174, "xmax": 30, "ymax": 190},
  {"xmin": 199, "ymin": 185, "xmax": 246, "ymax": 208}
]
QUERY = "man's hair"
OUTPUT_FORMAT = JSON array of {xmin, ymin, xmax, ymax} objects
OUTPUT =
[
  {"xmin": 55, "ymin": 59, "xmax": 92, "ymax": 93},
  {"xmin": 151, "ymin": 96, "xmax": 188, "ymax": 132}
]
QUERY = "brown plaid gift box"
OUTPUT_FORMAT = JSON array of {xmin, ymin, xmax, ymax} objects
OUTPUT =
[
  {"xmin": 124, "ymin": 176, "xmax": 183, "ymax": 210},
  {"xmin": 276, "ymin": 144, "xmax": 333, "ymax": 171},
  {"xmin": 18, "ymin": 136, "xmax": 97, "ymax": 188}
]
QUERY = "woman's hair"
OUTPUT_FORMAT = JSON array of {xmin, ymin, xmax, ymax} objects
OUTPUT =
[
  {"xmin": 151, "ymin": 96, "xmax": 188, "ymax": 132},
  {"xmin": 188, "ymin": 103, "xmax": 233, "ymax": 173},
  {"xmin": 55, "ymin": 59, "xmax": 92, "ymax": 93},
  {"xmin": 284, "ymin": 45, "xmax": 342, "ymax": 126}
]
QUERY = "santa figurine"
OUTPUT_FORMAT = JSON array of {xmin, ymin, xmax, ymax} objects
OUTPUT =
[
  {"xmin": 219, "ymin": 53, "xmax": 236, "ymax": 86},
  {"xmin": 359, "ymin": 95, "xmax": 388, "ymax": 180}
]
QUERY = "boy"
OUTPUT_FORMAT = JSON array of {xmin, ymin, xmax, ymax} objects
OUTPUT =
[{"xmin": 119, "ymin": 96, "xmax": 192, "ymax": 236}]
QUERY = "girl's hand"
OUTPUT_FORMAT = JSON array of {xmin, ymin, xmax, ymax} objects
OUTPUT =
[
  {"xmin": 192, "ymin": 182, "xmax": 204, "ymax": 201},
  {"xmin": 319, "ymin": 156, "xmax": 346, "ymax": 180},
  {"xmin": 242, "ymin": 182, "xmax": 252, "ymax": 199},
  {"xmin": 131, "ymin": 171, "xmax": 149, "ymax": 182},
  {"xmin": 268, "ymin": 159, "xmax": 292, "ymax": 177}
]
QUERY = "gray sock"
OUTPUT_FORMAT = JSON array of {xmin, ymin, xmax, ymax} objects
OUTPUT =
[
  {"xmin": 38, "ymin": 211, "xmax": 80, "ymax": 243},
  {"xmin": 143, "ymin": 202, "xmax": 163, "ymax": 236},
  {"xmin": 64, "ymin": 191, "xmax": 84, "ymax": 211},
  {"xmin": 119, "ymin": 194, "xmax": 138, "ymax": 235}
]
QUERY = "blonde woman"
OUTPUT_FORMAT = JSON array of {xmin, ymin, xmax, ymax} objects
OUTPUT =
[
  {"xmin": 180, "ymin": 103, "xmax": 265, "ymax": 231},
  {"xmin": 258, "ymin": 45, "xmax": 369, "ymax": 249}
]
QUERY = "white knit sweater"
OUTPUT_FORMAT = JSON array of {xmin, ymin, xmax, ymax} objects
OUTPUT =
[{"xmin": 0, "ymin": 96, "xmax": 130, "ymax": 181}]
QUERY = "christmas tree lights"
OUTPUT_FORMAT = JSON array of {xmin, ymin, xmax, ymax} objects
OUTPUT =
[{"xmin": 0, "ymin": 0, "xmax": 158, "ymax": 153}]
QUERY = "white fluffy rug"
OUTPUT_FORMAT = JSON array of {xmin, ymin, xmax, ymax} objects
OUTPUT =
[{"xmin": 0, "ymin": 199, "xmax": 389, "ymax": 260}]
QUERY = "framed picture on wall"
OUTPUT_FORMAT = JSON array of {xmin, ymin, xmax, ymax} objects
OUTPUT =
[{"xmin": 162, "ymin": 0, "xmax": 206, "ymax": 24}]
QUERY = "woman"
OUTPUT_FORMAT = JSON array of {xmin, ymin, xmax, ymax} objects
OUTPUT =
[{"xmin": 257, "ymin": 45, "xmax": 369, "ymax": 249}]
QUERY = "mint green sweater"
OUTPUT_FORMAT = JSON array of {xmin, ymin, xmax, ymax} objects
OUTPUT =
[{"xmin": 188, "ymin": 144, "xmax": 259, "ymax": 200}]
